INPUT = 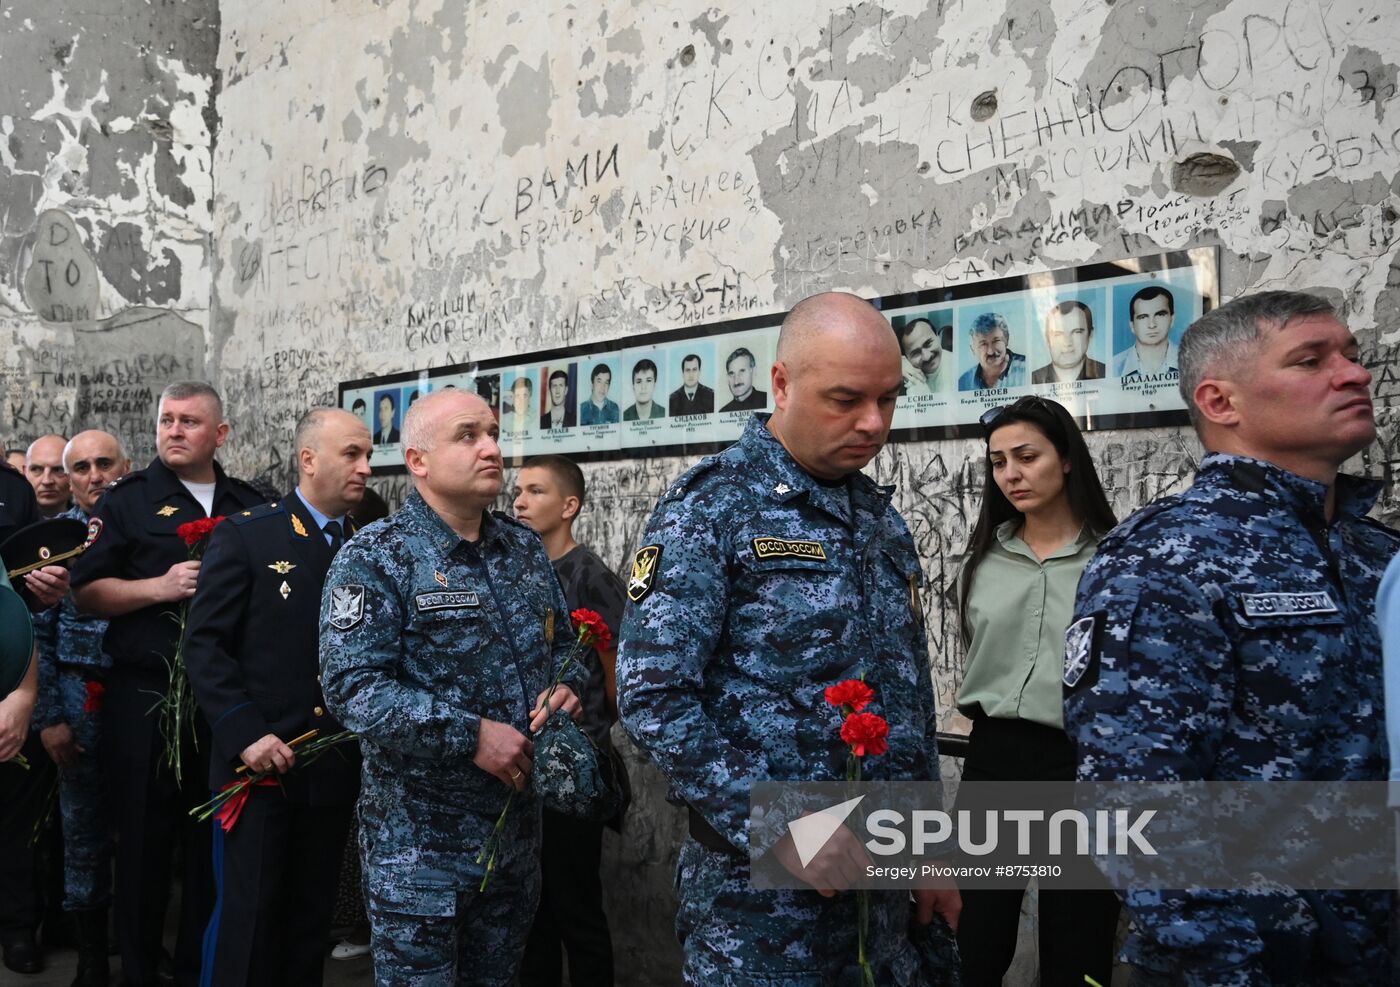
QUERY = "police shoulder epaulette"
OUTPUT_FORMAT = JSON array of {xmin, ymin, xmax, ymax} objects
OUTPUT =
[
  {"xmin": 657, "ymin": 455, "xmax": 727, "ymax": 505},
  {"xmin": 102, "ymin": 471, "xmax": 145, "ymax": 496},
  {"xmin": 1101, "ymin": 495, "xmax": 1182, "ymax": 547},
  {"xmin": 1355, "ymin": 513, "xmax": 1400, "ymax": 545},
  {"xmin": 229, "ymin": 476, "xmax": 268, "ymax": 497},
  {"xmin": 228, "ymin": 501, "xmax": 285, "ymax": 526},
  {"xmin": 490, "ymin": 510, "xmax": 535, "ymax": 534}
]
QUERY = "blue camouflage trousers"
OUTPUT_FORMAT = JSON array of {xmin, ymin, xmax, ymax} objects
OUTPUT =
[
  {"xmin": 359, "ymin": 786, "xmax": 541, "ymax": 986},
  {"xmin": 676, "ymin": 839, "xmax": 926, "ymax": 986},
  {"xmin": 54, "ymin": 668, "xmax": 111, "ymax": 911}
]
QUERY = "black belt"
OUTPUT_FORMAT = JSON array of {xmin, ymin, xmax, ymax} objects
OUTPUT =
[{"xmin": 687, "ymin": 807, "xmax": 744, "ymax": 857}]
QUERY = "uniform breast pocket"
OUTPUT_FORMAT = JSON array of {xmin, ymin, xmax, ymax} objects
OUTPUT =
[
  {"xmin": 405, "ymin": 603, "xmax": 497, "ymax": 690},
  {"xmin": 1227, "ymin": 588, "xmax": 1347, "ymax": 704}
]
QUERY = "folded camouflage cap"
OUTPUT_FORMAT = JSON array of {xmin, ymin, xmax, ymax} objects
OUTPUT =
[{"xmin": 532, "ymin": 711, "xmax": 624, "ymax": 822}]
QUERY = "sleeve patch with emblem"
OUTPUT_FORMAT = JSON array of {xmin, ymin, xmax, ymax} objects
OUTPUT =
[
  {"xmin": 84, "ymin": 518, "xmax": 103, "ymax": 547},
  {"xmin": 1063, "ymin": 613, "xmax": 1099, "ymax": 688},
  {"xmin": 628, "ymin": 545, "xmax": 661, "ymax": 602},
  {"xmin": 329, "ymin": 584, "xmax": 366, "ymax": 629}
]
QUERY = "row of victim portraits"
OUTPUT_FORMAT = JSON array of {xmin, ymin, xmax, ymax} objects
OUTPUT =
[{"xmin": 341, "ymin": 249, "xmax": 1217, "ymax": 468}]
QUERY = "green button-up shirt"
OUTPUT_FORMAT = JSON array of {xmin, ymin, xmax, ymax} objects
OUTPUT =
[{"xmin": 957, "ymin": 520, "xmax": 1098, "ymax": 730}]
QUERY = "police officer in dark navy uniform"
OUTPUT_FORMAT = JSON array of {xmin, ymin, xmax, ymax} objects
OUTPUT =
[
  {"xmin": 183, "ymin": 408, "xmax": 371, "ymax": 987},
  {"xmin": 0, "ymin": 455, "xmax": 72, "ymax": 975},
  {"xmin": 71, "ymin": 383, "xmax": 264, "ymax": 987}
]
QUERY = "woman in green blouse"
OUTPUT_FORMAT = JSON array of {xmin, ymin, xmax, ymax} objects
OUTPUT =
[{"xmin": 954, "ymin": 395, "xmax": 1121, "ymax": 987}]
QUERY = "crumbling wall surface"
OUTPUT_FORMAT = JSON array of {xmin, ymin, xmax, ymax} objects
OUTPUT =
[
  {"xmin": 211, "ymin": 1, "xmax": 1400, "ymax": 982},
  {"xmin": 0, "ymin": 0, "xmax": 220, "ymax": 464}
]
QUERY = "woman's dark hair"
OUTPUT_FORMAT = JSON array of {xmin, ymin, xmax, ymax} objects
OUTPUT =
[{"xmin": 956, "ymin": 395, "xmax": 1116, "ymax": 645}]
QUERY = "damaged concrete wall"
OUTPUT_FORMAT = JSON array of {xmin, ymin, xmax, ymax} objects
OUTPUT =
[
  {"xmin": 200, "ymin": 0, "xmax": 1400, "ymax": 982},
  {"xmin": 0, "ymin": 0, "xmax": 221, "ymax": 465}
]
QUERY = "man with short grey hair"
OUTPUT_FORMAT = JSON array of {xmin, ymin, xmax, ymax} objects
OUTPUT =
[
  {"xmin": 71, "ymin": 381, "xmax": 264, "ymax": 986},
  {"xmin": 1065, "ymin": 291, "xmax": 1398, "ymax": 983},
  {"xmin": 958, "ymin": 313, "xmax": 1027, "ymax": 390},
  {"xmin": 320, "ymin": 389, "xmax": 586, "ymax": 985}
]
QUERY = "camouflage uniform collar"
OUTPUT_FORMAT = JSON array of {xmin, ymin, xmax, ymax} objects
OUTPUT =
[
  {"xmin": 1199, "ymin": 452, "xmax": 1382, "ymax": 522},
  {"xmin": 400, "ymin": 489, "xmax": 497, "ymax": 553},
  {"xmin": 60, "ymin": 503, "xmax": 91, "ymax": 523},
  {"xmin": 739, "ymin": 414, "xmax": 893, "ymax": 526}
]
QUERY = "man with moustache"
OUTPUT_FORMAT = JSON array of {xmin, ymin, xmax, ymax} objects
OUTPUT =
[
  {"xmin": 25, "ymin": 434, "xmax": 72, "ymax": 517},
  {"xmin": 1065, "ymin": 292, "xmax": 1399, "ymax": 983},
  {"xmin": 320, "ymin": 390, "xmax": 586, "ymax": 985},
  {"xmin": 184, "ymin": 408, "xmax": 371, "ymax": 987},
  {"xmin": 958, "ymin": 313, "xmax": 1027, "ymax": 391},
  {"xmin": 29, "ymin": 430, "xmax": 130, "ymax": 984},
  {"xmin": 71, "ymin": 382, "xmax": 264, "ymax": 987},
  {"xmin": 619, "ymin": 291, "xmax": 959, "ymax": 984},
  {"xmin": 1031, "ymin": 301, "xmax": 1106, "ymax": 384},
  {"xmin": 668, "ymin": 354, "xmax": 715, "ymax": 416},
  {"xmin": 895, "ymin": 318, "xmax": 948, "ymax": 394},
  {"xmin": 719, "ymin": 348, "xmax": 768, "ymax": 412}
]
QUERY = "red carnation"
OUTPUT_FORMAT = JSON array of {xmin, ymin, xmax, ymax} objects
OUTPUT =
[
  {"xmin": 824, "ymin": 679, "xmax": 874, "ymax": 712},
  {"xmin": 177, "ymin": 515, "xmax": 226, "ymax": 547},
  {"xmin": 83, "ymin": 680, "xmax": 105, "ymax": 714},
  {"xmin": 840, "ymin": 712, "xmax": 890, "ymax": 758},
  {"xmin": 570, "ymin": 608, "xmax": 612, "ymax": 652}
]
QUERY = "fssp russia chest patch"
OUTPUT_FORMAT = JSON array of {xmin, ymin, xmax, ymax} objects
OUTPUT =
[
  {"xmin": 328, "ymin": 585, "xmax": 366, "ymax": 630},
  {"xmin": 415, "ymin": 591, "xmax": 480, "ymax": 612},
  {"xmin": 751, "ymin": 537, "xmax": 827, "ymax": 561},
  {"xmin": 1063, "ymin": 614, "xmax": 1097, "ymax": 688},
  {"xmin": 1240, "ymin": 591, "xmax": 1337, "ymax": 618},
  {"xmin": 628, "ymin": 545, "xmax": 661, "ymax": 602}
]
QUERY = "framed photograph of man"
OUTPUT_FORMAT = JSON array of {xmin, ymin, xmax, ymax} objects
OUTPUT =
[
  {"xmin": 578, "ymin": 360, "xmax": 622, "ymax": 427},
  {"xmin": 371, "ymin": 388, "xmax": 402, "ymax": 446},
  {"xmin": 1026, "ymin": 287, "xmax": 1109, "ymax": 388},
  {"xmin": 538, "ymin": 363, "xmax": 578, "ymax": 431},
  {"xmin": 666, "ymin": 342, "xmax": 716, "ymax": 417},
  {"xmin": 890, "ymin": 309, "xmax": 954, "ymax": 397},
  {"xmin": 955, "ymin": 298, "xmax": 1035, "ymax": 396},
  {"xmin": 1109, "ymin": 276, "xmax": 1196, "ymax": 381},
  {"xmin": 500, "ymin": 369, "xmax": 538, "ymax": 438}
]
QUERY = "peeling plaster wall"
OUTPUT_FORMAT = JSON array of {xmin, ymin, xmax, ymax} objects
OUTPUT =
[
  {"xmin": 199, "ymin": 0, "xmax": 1400, "ymax": 982},
  {"xmin": 0, "ymin": 0, "xmax": 221, "ymax": 465}
]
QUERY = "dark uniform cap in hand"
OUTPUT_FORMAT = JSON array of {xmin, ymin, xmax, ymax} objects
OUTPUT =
[
  {"xmin": 0, "ymin": 580, "xmax": 33, "ymax": 698},
  {"xmin": 0, "ymin": 516, "xmax": 93, "ymax": 601}
]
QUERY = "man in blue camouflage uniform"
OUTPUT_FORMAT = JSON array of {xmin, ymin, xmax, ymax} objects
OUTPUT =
[
  {"xmin": 619, "ymin": 291, "xmax": 961, "ymax": 986},
  {"xmin": 1064, "ymin": 290, "xmax": 1400, "ymax": 985},
  {"xmin": 320, "ymin": 389, "xmax": 585, "ymax": 986},
  {"xmin": 32, "ymin": 430, "xmax": 128, "ymax": 985}
]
